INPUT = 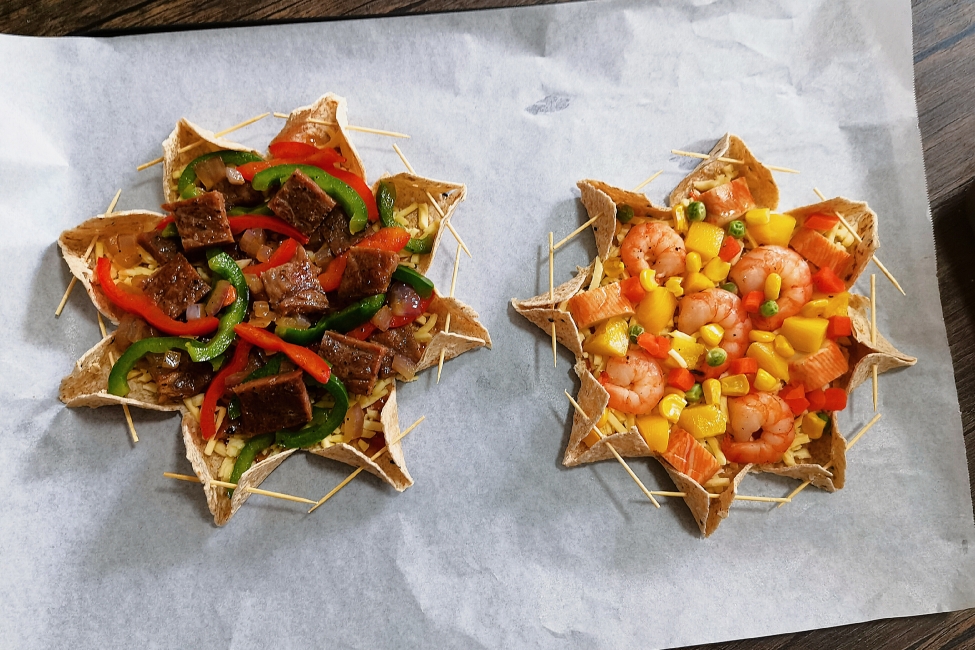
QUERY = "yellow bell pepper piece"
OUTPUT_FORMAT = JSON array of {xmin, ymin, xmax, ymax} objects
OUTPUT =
[
  {"xmin": 669, "ymin": 334, "xmax": 705, "ymax": 370},
  {"xmin": 774, "ymin": 334, "xmax": 796, "ymax": 358},
  {"xmin": 800, "ymin": 298, "xmax": 830, "ymax": 318},
  {"xmin": 745, "ymin": 208, "xmax": 770, "ymax": 225},
  {"xmin": 702, "ymin": 257, "xmax": 731, "ymax": 283},
  {"xmin": 583, "ymin": 317, "xmax": 630, "ymax": 358},
  {"xmin": 636, "ymin": 414, "xmax": 670, "ymax": 453},
  {"xmin": 719, "ymin": 374, "xmax": 750, "ymax": 396},
  {"xmin": 658, "ymin": 393, "xmax": 687, "ymax": 423},
  {"xmin": 823, "ymin": 291, "xmax": 850, "ymax": 318},
  {"xmin": 639, "ymin": 268, "xmax": 657, "ymax": 291},
  {"xmin": 749, "ymin": 213, "xmax": 797, "ymax": 247},
  {"xmin": 684, "ymin": 221, "xmax": 725, "ymax": 261},
  {"xmin": 699, "ymin": 324, "xmax": 724, "ymax": 348},
  {"xmin": 686, "ymin": 251, "xmax": 702, "ymax": 274},
  {"xmin": 582, "ymin": 428, "xmax": 602, "ymax": 448},
  {"xmin": 752, "ymin": 368, "xmax": 779, "ymax": 392},
  {"xmin": 780, "ymin": 316, "xmax": 829, "ymax": 354},
  {"xmin": 748, "ymin": 329, "xmax": 776, "ymax": 343},
  {"xmin": 703, "ymin": 378, "xmax": 722, "ymax": 405},
  {"xmin": 683, "ymin": 271, "xmax": 715, "ymax": 294},
  {"xmin": 664, "ymin": 276, "xmax": 684, "ymax": 297},
  {"xmin": 673, "ymin": 204, "xmax": 688, "ymax": 234},
  {"xmin": 678, "ymin": 404, "xmax": 727, "ymax": 439},
  {"xmin": 802, "ymin": 411, "xmax": 827, "ymax": 440},
  {"xmin": 764, "ymin": 273, "xmax": 782, "ymax": 301},
  {"xmin": 746, "ymin": 342, "xmax": 790, "ymax": 382},
  {"xmin": 636, "ymin": 287, "xmax": 677, "ymax": 335}
]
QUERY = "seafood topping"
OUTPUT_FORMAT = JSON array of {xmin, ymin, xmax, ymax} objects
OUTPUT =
[
  {"xmin": 318, "ymin": 331, "xmax": 388, "ymax": 396},
  {"xmin": 232, "ymin": 369, "xmax": 313, "ymax": 438},
  {"xmin": 698, "ymin": 177, "xmax": 756, "ymax": 226},
  {"xmin": 268, "ymin": 169, "xmax": 338, "ymax": 236},
  {"xmin": 260, "ymin": 246, "xmax": 329, "ymax": 316},
  {"xmin": 142, "ymin": 253, "xmax": 211, "ymax": 319},
  {"xmin": 162, "ymin": 190, "xmax": 235, "ymax": 253}
]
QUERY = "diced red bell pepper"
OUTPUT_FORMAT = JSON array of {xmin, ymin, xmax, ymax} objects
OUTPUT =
[
  {"xmin": 619, "ymin": 276, "xmax": 647, "ymax": 304},
  {"xmin": 823, "ymin": 387, "xmax": 848, "ymax": 411},
  {"xmin": 94, "ymin": 257, "xmax": 219, "ymax": 336},
  {"xmin": 636, "ymin": 333, "xmax": 670, "ymax": 359},
  {"xmin": 742, "ymin": 290, "xmax": 764, "ymax": 314},
  {"xmin": 784, "ymin": 395, "xmax": 810, "ymax": 416},
  {"xmin": 729, "ymin": 357, "xmax": 759, "ymax": 375},
  {"xmin": 811, "ymin": 266, "xmax": 846, "ymax": 293},
  {"xmin": 234, "ymin": 323, "xmax": 331, "ymax": 384},
  {"xmin": 718, "ymin": 235, "xmax": 742, "ymax": 262},
  {"xmin": 200, "ymin": 340, "xmax": 252, "ymax": 440},
  {"xmin": 228, "ymin": 215, "xmax": 310, "ymax": 245},
  {"xmin": 243, "ymin": 238, "xmax": 299, "ymax": 275},
  {"xmin": 345, "ymin": 322, "xmax": 377, "ymax": 341},
  {"xmin": 780, "ymin": 383, "xmax": 807, "ymax": 400},
  {"xmin": 388, "ymin": 293, "xmax": 435, "ymax": 329},
  {"xmin": 806, "ymin": 388, "xmax": 826, "ymax": 410},
  {"xmin": 803, "ymin": 212, "xmax": 840, "ymax": 231},
  {"xmin": 667, "ymin": 367, "xmax": 695, "ymax": 392},
  {"xmin": 826, "ymin": 315, "xmax": 852, "ymax": 338}
]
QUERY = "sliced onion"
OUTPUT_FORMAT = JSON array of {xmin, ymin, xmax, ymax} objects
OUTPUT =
[
  {"xmin": 391, "ymin": 354, "xmax": 417, "ymax": 381},
  {"xmin": 253, "ymin": 301, "xmax": 270, "ymax": 318},
  {"xmin": 313, "ymin": 244, "xmax": 333, "ymax": 268},
  {"xmin": 225, "ymin": 166, "xmax": 245, "ymax": 185},
  {"xmin": 256, "ymin": 244, "xmax": 273, "ymax": 263},
  {"xmin": 185, "ymin": 303, "xmax": 204, "ymax": 321},
  {"xmin": 277, "ymin": 315, "xmax": 311, "ymax": 330},
  {"xmin": 205, "ymin": 280, "xmax": 234, "ymax": 316},
  {"xmin": 115, "ymin": 314, "xmax": 152, "ymax": 352},
  {"xmin": 239, "ymin": 228, "xmax": 266, "ymax": 258},
  {"xmin": 244, "ymin": 273, "xmax": 264, "ymax": 294},
  {"xmin": 343, "ymin": 403, "xmax": 364, "ymax": 439},
  {"xmin": 195, "ymin": 156, "xmax": 227, "ymax": 190},
  {"xmin": 106, "ymin": 234, "xmax": 143, "ymax": 268},
  {"xmin": 370, "ymin": 305, "xmax": 393, "ymax": 331},
  {"xmin": 386, "ymin": 281, "xmax": 422, "ymax": 318}
]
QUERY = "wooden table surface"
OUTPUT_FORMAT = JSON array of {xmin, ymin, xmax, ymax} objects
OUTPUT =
[{"xmin": 3, "ymin": 1, "xmax": 972, "ymax": 647}]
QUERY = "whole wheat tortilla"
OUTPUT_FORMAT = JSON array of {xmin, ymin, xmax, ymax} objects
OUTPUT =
[
  {"xmin": 660, "ymin": 461, "xmax": 752, "ymax": 537},
  {"xmin": 161, "ymin": 120, "xmax": 263, "ymax": 204},
  {"xmin": 578, "ymin": 180, "xmax": 673, "ymax": 260},
  {"xmin": 787, "ymin": 198, "xmax": 879, "ymax": 288},
  {"xmin": 510, "ymin": 262, "xmax": 594, "ymax": 360},
  {"xmin": 374, "ymin": 173, "xmax": 467, "ymax": 275},
  {"xmin": 57, "ymin": 210, "xmax": 167, "ymax": 325},
  {"xmin": 416, "ymin": 295, "xmax": 492, "ymax": 372},
  {"xmin": 669, "ymin": 133, "xmax": 779, "ymax": 211},
  {"xmin": 268, "ymin": 93, "xmax": 366, "ymax": 182}
]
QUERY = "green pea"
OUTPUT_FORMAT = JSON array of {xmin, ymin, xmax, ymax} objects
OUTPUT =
[
  {"xmin": 760, "ymin": 300, "xmax": 780, "ymax": 318},
  {"xmin": 685, "ymin": 383, "xmax": 703, "ymax": 402},
  {"xmin": 706, "ymin": 348, "xmax": 728, "ymax": 367},
  {"xmin": 628, "ymin": 323, "xmax": 645, "ymax": 344},
  {"xmin": 728, "ymin": 220, "xmax": 746, "ymax": 238},
  {"xmin": 617, "ymin": 205, "xmax": 635, "ymax": 224},
  {"xmin": 687, "ymin": 201, "xmax": 706, "ymax": 222},
  {"xmin": 721, "ymin": 282, "xmax": 738, "ymax": 294},
  {"xmin": 160, "ymin": 223, "xmax": 179, "ymax": 238}
]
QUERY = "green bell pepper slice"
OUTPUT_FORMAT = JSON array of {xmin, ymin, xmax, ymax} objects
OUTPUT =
[
  {"xmin": 107, "ymin": 337, "xmax": 192, "ymax": 397},
  {"xmin": 227, "ymin": 432, "xmax": 275, "ymax": 495},
  {"xmin": 228, "ymin": 203, "xmax": 274, "ymax": 216},
  {"xmin": 378, "ymin": 181, "xmax": 397, "ymax": 229},
  {"xmin": 178, "ymin": 150, "xmax": 264, "ymax": 200},
  {"xmin": 404, "ymin": 234, "xmax": 434, "ymax": 255},
  {"xmin": 186, "ymin": 251, "xmax": 250, "ymax": 362},
  {"xmin": 276, "ymin": 375, "xmax": 350, "ymax": 449},
  {"xmin": 251, "ymin": 164, "xmax": 369, "ymax": 234},
  {"xmin": 276, "ymin": 294, "xmax": 386, "ymax": 346},
  {"xmin": 391, "ymin": 265, "xmax": 434, "ymax": 299}
]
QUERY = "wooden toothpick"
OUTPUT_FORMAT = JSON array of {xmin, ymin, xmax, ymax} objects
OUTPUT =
[
  {"xmin": 632, "ymin": 170, "xmax": 663, "ymax": 192},
  {"xmin": 871, "ymin": 273, "xmax": 879, "ymax": 411},
  {"xmin": 307, "ymin": 117, "xmax": 410, "ymax": 139},
  {"xmin": 671, "ymin": 149, "xmax": 799, "ymax": 174},
  {"xmin": 554, "ymin": 215, "xmax": 600, "ymax": 250},
  {"xmin": 163, "ymin": 472, "xmax": 315, "ymax": 504},
  {"xmin": 436, "ymin": 245, "xmax": 462, "ymax": 383},
  {"xmin": 549, "ymin": 232, "xmax": 557, "ymax": 368},
  {"xmin": 137, "ymin": 112, "xmax": 270, "ymax": 170}
]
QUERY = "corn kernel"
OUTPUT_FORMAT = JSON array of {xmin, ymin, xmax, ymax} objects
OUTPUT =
[
  {"xmin": 764, "ymin": 273, "xmax": 782, "ymax": 301},
  {"xmin": 720, "ymin": 374, "xmax": 750, "ymax": 396},
  {"xmin": 699, "ymin": 323, "xmax": 725, "ymax": 347},
  {"xmin": 639, "ymin": 268, "xmax": 658, "ymax": 291},
  {"xmin": 703, "ymin": 378, "xmax": 722, "ymax": 405},
  {"xmin": 745, "ymin": 207, "xmax": 770, "ymax": 225},
  {"xmin": 673, "ymin": 204, "xmax": 688, "ymax": 234},
  {"xmin": 703, "ymin": 257, "xmax": 731, "ymax": 283},
  {"xmin": 800, "ymin": 298, "xmax": 830, "ymax": 318},
  {"xmin": 664, "ymin": 386, "xmax": 686, "ymax": 398},
  {"xmin": 748, "ymin": 330, "xmax": 776, "ymax": 343},
  {"xmin": 686, "ymin": 251, "xmax": 702, "ymax": 274},
  {"xmin": 665, "ymin": 276, "xmax": 684, "ymax": 297},
  {"xmin": 753, "ymin": 368, "xmax": 779, "ymax": 392},
  {"xmin": 774, "ymin": 334, "xmax": 796, "ymax": 358},
  {"xmin": 658, "ymin": 393, "xmax": 687, "ymax": 423}
]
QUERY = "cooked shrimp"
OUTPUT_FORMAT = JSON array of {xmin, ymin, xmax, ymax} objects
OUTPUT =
[
  {"xmin": 721, "ymin": 393, "xmax": 795, "ymax": 464},
  {"xmin": 729, "ymin": 245, "xmax": 812, "ymax": 330},
  {"xmin": 620, "ymin": 222, "xmax": 686, "ymax": 281},
  {"xmin": 598, "ymin": 349, "xmax": 665, "ymax": 415},
  {"xmin": 676, "ymin": 288, "xmax": 752, "ymax": 367}
]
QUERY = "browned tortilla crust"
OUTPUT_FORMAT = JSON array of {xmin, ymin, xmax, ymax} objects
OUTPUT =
[
  {"xmin": 416, "ymin": 295, "xmax": 492, "ymax": 373},
  {"xmin": 660, "ymin": 462, "xmax": 752, "ymax": 537},
  {"xmin": 510, "ymin": 263, "xmax": 593, "ymax": 360},
  {"xmin": 669, "ymin": 133, "xmax": 779, "ymax": 212}
]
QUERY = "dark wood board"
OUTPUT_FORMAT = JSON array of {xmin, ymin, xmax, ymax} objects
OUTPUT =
[{"xmin": 2, "ymin": 0, "xmax": 972, "ymax": 647}]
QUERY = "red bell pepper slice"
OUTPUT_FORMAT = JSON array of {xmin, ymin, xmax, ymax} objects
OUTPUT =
[
  {"xmin": 742, "ymin": 290, "xmax": 764, "ymax": 314},
  {"xmin": 155, "ymin": 215, "xmax": 175, "ymax": 231},
  {"xmin": 718, "ymin": 235, "xmax": 742, "ymax": 262},
  {"xmin": 729, "ymin": 357, "xmax": 758, "ymax": 375},
  {"xmin": 268, "ymin": 141, "xmax": 320, "ymax": 158},
  {"xmin": 236, "ymin": 149, "xmax": 347, "ymax": 182},
  {"xmin": 667, "ymin": 367, "xmax": 695, "ymax": 392},
  {"xmin": 388, "ymin": 293, "xmax": 435, "ymax": 329},
  {"xmin": 243, "ymin": 238, "xmax": 299, "ymax": 275},
  {"xmin": 619, "ymin": 276, "xmax": 647, "ymax": 304},
  {"xmin": 200, "ymin": 340, "xmax": 253, "ymax": 440},
  {"xmin": 95, "ymin": 257, "xmax": 219, "ymax": 336},
  {"xmin": 228, "ymin": 215, "xmax": 310, "ymax": 245},
  {"xmin": 806, "ymin": 388, "xmax": 826, "ymax": 411},
  {"xmin": 826, "ymin": 315, "xmax": 853, "ymax": 338},
  {"xmin": 811, "ymin": 266, "xmax": 846, "ymax": 293},
  {"xmin": 317, "ymin": 227, "xmax": 411, "ymax": 293},
  {"xmin": 823, "ymin": 387, "xmax": 848, "ymax": 411},
  {"xmin": 346, "ymin": 322, "xmax": 377, "ymax": 341},
  {"xmin": 234, "ymin": 323, "xmax": 331, "ymax": 385},
  {"xmin": 318, "ymin": 255, "xmax": 348, "ymax": 292},
  {"xmin": 636, "ymin": 333, "xmax": 670, "ymax": 359},
  {"xmin": 803, "ymin": 213, "xmax": 840, "ymax": 231}
]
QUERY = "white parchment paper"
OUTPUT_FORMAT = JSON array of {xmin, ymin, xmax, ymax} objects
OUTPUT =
[{"xmin": 1, "ymin": 1, "xmax": 973, "ymax": 647}]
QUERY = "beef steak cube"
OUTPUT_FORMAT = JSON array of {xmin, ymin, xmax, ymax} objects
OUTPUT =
[
  {"xmin": 145, "ymin": 349, "xmax": 214, "ymax": 404},
  {"xmin": 371, "ymin": 324, "xmax": 425, "ymax": 378},
  {"xmin": 337, "ymin": 247, "xmax": 400, "ymax": 301},
  {"xmin": 211, "ymin": 176, "xmax": 266, "ymax": 209},
  {"xmin": 260, "ymin": 246, "xmax": 329, "ymax": 315},
  {"xmin": 232, "ymin": 369, "xmax": 313, "ymax": 437},
  {"xmin": 137, "ymin": 231, "xmax": 181, "ymax": 265},
  {"xmin": 268, "ymin": 169, "xmax": 337, "ymax": 236},
  {"xmin": 319, "ymin": 207, "xmax": 366, "ymax": 256},
  {"xmin": 162, "ymin": 190, "xmax": 234, "ymax": 253},
  {"xmin": 318, "ymin": 331, "xmax": 388, "ymax": 396},
  {"xmin": 142, "ymin": 253, "xmax": 210, "ymax": 318}
]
